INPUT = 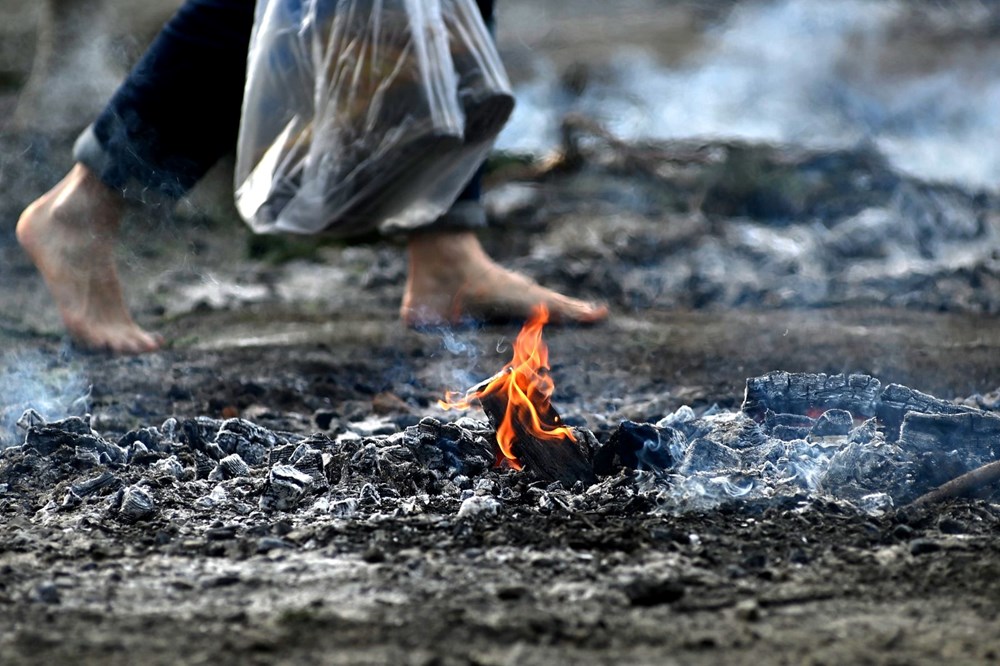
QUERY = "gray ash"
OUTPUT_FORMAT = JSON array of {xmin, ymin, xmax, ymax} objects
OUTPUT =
[{"xmin": 2, "ymin": 371, "xmax": 998, "ymax": 540}]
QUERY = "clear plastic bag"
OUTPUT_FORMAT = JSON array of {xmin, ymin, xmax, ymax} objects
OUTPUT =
[{"xmin": 234, "ymin": 0, "xmax": 514, "ymax": 236}]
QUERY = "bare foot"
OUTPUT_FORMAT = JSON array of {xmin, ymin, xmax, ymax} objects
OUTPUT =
[
  {"xmin": 15, "ymin": 164, "xmax": 163, "ymax": 354},
  {"xmin": 401, "ymin": 230, "xmax": 609, "ymax": 327}
]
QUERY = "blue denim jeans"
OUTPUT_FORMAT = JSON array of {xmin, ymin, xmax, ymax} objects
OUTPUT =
[{"xmin": 75, "ymin": 0, "xmax": 496, "ymax": 230}]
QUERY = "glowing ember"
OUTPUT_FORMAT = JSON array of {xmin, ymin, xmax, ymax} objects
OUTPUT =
[{"xmin": 439, "ymin": 304, "xmax": 576, "ymax": 470}]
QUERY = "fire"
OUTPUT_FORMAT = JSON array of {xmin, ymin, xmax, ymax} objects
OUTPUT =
[{"xmin": 439, "ymin": 304, "xmax": 576, "ymax": 470}]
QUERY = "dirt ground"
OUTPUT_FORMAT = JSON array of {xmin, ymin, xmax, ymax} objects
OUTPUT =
[{"xmin": 3, "ymin": 2, "xmax": 1000, "ymax": 665}]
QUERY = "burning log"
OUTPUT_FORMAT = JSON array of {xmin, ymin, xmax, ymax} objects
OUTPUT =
[
  {"xmin": 439, "ymin": 305, "xmax": 596, "ymax": 488},
  {"xmin": 477, "ymin": 388, "xmax": 595, "ymax": 488}
]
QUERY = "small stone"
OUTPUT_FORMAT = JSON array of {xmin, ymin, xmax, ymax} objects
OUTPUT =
[
  {"xmin": 457, "ymin": 496, "xmax": 500, "ymax": 520},
  {"xmin": 119, "ymin": 485, "xmax": 157, "ymax": 522},
  {"xmin": 735, "ymin": 598, "xmax": 761, "ymax": 622},
  {"xmin": 257, "ymin": 537, "xmax": 294, "ymax": 553},
  {"xmin": 909, "ymin": 538, "xmax": 942, "ymax": 556},
  {"xmin": 259, "ymin": 465, "xmax": 313, "ymax": 512},
  {"xmin": 34, "ymin": 582, "xmax": 61, "ymax": 605}
]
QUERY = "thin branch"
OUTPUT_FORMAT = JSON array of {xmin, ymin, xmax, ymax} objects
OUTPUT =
[{"xmin": 904, "ymin": 459, "xmax": 1000, "ymax": 509}]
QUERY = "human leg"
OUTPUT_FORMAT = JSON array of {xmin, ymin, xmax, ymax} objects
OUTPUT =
[
  {"xmin": 17, "ymin": 0, "xmax": 255, "ymax": 353},
  {"xmin": 401, "ymin": 0, "xmax": 608, "ymax": 327},
  {"xmin": 77, "ymin": 0, "xmax": 255, "ymax": 198},
  {"xmin": 401, "ymin": 231, "xmax": 609, "ymax": 326},
  {"xmin": 16, "ymin": 164, "xmax": 164, "ymax": 353}
]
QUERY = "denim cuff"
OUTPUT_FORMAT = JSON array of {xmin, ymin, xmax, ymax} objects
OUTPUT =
[
  {"xmin": 73, "ymin": 124, "xmax": 177, "ymax": 206},
  {"xmin": 74, "ymin": 124, "xmax": 122, "ymax": 189},
  {"xmin": 424, "ymin": 200, "xmax": 488, "ymax": 231}
]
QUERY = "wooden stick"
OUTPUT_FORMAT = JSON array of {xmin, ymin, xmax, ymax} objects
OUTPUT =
[{"xmin": 904, "ymin": 459, "xmax": 1000, "ymax": 509}]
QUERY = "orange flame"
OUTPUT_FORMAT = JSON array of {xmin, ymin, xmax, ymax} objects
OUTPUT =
[{"xmin": 439, "ymin": 304, "xmax": 576, "ymax": 470}]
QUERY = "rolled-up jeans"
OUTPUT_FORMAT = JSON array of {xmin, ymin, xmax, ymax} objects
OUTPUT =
[{"xmin": 74, "ymin": 0, "xmax": 495, "ymax": 231}]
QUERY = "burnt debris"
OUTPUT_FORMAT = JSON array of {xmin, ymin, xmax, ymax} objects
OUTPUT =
[{"xmin": 2, "ymin": 371, "xmax": 999, "ymax": 528}]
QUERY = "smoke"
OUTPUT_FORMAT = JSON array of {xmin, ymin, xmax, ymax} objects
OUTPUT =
[
  {"xmin": 497, "ymin": 0, "xmax": 1000, "ymax": 190},
  {"xmin": 0, "ymin": 351, "xmax": 90, "ymax": 449},
  {"xmin": 624, "ymin": 404, "xmax": 892, "ymax": 514},
  {"xmin": 427, "ymin": 327, "xmax": 490, "ymax": 399}
]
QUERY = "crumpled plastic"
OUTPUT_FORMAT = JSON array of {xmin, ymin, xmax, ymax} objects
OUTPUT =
[{"xmin": 235, "ymin": 0, "xmax": 514, "ymax": 236}]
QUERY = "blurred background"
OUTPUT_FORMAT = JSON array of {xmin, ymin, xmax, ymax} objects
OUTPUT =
[
  {"xmin": 3, "ymin": 0, "xmax": 999, "ymax": 189},
  {"xmin": 496, "ymin": 0, "xmax": 1000, "ymax": 191},
  {"xmin": 3, "ymin": 0, "xmax": 1000, "ymax": 333}
]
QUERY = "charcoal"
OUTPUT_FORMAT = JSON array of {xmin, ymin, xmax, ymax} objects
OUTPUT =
[
  {"xmin": 160, "ymin": 418, "xmax": 180, "ymax": 442},
  {"xmin": 856, "ymin": 492, "xmax": 894, "ymax": 514},
  {"xmin": 764, "ymin": 411, "xmax": 816, "ymax": 429},
  {"xmin": 330, "ymin": 497, "xmax": 359, "ymax": 518},
  {"xmin": 60, "ymin": 489, "xmax": 82, "ymax": 510},
  {"xmin": 820, "ymin": 440, "xmax": 910, "ymax": 500},
  {"xmin": 16, "ymin": 408, "xmax": 46, "ymax": 431},
  {"xmin": 213, "ymin": 419, "xmax": 278, "ymax": 465},
  {"xmin": 118, "ymin": 484, "xmax": 157, "ymax": 522},
  {"xmin": 348, "ymin": 443, "xmax": 383, "ymax": 479},
  {"xmin": 126, "ymin": 441, "xmax": 152, "ymax": 465},
  {"xmin": 405, "ymin": 418, "xmax": 494, "ymax": 477},
  {"xmin": 595, "ymin": 421, "xmax": 682, "ymax": 475},
  {"xmin": 958, "ymin": 389, "xmax": 1000, "ymax": 412},
  {"xmin": 699, "ymin": 412, "xmax": 769, "ymax": 450},
  {"xmin": 898, "ymin": 411, "xmax": 1000, "ymax": 472},
  {"xmin": 193, "ymin": 450, "xmax": 216, "ymax": 480},
  {"xmin": 269, "ymin": 442, "xmax": 299, "ymax": 466},
  {"xmin": 358, "ymin": 483, "xmax": 381, "ymax": 506},
  {"xmin": 210, "ymin": 453, "xmax": 251, "ymax": 480},
  {"xmin": 74, "ymin": 447, "xmax": 102, "ymax": 467},
  {"xmin": 117, "ymin": 427, "xmax": 166, "ymax": 453},
  {"xmin": 151, "ymin": 456, "xmax": 186, "ymax": 480},
  {"xmin": 71, "ymin": 471, "xmax": 122, "ymax": 498},
  {"xmin": 289, "ymin": 444, "xmax": 329, "ymax": 490},
  {"xmin": 742, "ymin": 372, "xmax": 882, "ymax": 420},
  {"xmin": 259, "ymin": 465, "xmax": 313, "ymax": 512},
  {"xmin": 180, "ymin": 417, "xmax": 226, "ymax": 458},
  {"xmin": 878, "ymin": 384, "xmax": 982, "ymax": 440},
  {"xmin": 656, "ymin": 405, "xmax": 697, "ymax": 429},
  {"xmin": 848, "ymin": 418, "xmax": 879, "ymax": 444},
  {"xmin": 196, "ymin": 484, "xmax": 230, "ymax": 510},
  {"xmin": 742, "ymin": 440, "xmax": 787, "ymax": 467},
  {"xmin": 771, "ymin": 425, "xmax": 811, "ymax": 442},
  {"xmin": 678, "ymin": 437, "xmax": 741, "ymax": 475},
  {"xmin": 811, "ymin": 409, "xmax": 854, "ymax": 437},
  {"xmin": 23, "ymin": 417, "xmax": 125, "ymax": 464}
]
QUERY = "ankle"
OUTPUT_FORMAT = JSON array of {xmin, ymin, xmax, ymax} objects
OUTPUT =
[
  {"xmin": 62, "ymin": 163, "xmax": 123, "ymax": 221},
  {"xmin": 407, "ymin": 230, "xmax": 489, "ymax": 278},
  {"xmin": 17, "ymin": 164, "xmax": 124, "ymax": 257}
]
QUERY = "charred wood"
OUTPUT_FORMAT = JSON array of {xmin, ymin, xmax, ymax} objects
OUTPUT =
[
  {"xmin": 897, "ymin": 411, "xmax": 1000, "ymax": 495},
  {"xmin": 877, "ymin": 384, "xmax": 981, "ymax": 441},
  {"xmin": 742, "ymin": 372, "xmax": 882, "ymax": 421},
  {"xmin": 478, "ymin": 393, "xmax": 596, "ymax": 488},
  {"xmin": 904, "ymin": 459, "xmax": 1000, "ymax": 509}
]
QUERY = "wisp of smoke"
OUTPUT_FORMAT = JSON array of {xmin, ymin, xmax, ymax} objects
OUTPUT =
[
  {"xmin": 0, "ymin": 351, "xmax": 90, "ymax": 449},
  {"xmin": 497, "ymin": 0, "xmax": 1000, "ymax": 190}
]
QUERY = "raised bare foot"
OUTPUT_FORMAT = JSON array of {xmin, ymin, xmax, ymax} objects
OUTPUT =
[
  {"xmin": 401, "ymin": 230, "xmax": 609, "ymax": 327},
  {"xmin": 16, "ymin": 164, "xmax": 163, "ymax": 354}
]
